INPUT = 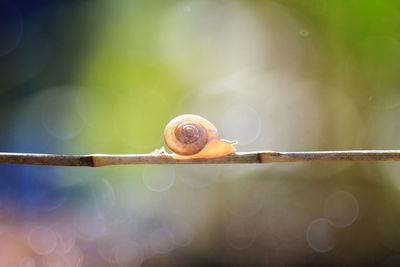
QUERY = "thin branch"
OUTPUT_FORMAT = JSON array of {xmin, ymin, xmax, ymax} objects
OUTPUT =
[{"xmin": 0, "ymin": 150, "xmax": 399, "ymax": 167}]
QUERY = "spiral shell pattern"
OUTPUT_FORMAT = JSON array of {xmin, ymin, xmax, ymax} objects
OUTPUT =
[{"xmin": 164, "ymin": 114, "xmax": 219, "ymax": 156}]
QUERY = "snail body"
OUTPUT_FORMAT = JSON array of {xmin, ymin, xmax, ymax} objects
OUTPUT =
[{"xmin": 164, "ymin": 114, "xmax": 236, "ymax": 159}]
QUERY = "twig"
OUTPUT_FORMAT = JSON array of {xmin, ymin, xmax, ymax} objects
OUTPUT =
[{"xmin": 0, "ymin": 150, "xmax": 399, "ymax": 167}]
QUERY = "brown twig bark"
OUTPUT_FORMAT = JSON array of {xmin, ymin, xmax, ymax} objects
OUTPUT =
[{"xmin": 0, "ymin": 150, "xmax": 399, "ymax": 167}]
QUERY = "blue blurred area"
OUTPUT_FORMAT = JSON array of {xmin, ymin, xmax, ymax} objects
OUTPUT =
[
  {"xmin": 0, "ymin": 0, "xmax": 105, "ymax": 213},
  {"xmin": 0, "ymin": 0, "xmax": 96, "ymax": 106},
  {"xmin": 0, "ymin": 0, "xmax": 83, "ymax": 216},
  {"xmin": 0, "ymin": 163, "xmax": 67, "ymax": 215},
  {"xmin": 9, "ymin": 0, "xmax": 82, "ymax": 18}
]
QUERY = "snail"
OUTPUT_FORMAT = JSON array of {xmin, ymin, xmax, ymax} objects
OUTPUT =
[{"xmin": 164, "ymin": 114, "xmax": 236, "ymax": 159}]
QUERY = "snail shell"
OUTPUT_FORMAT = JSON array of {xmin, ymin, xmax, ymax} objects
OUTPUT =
[{"xmin": 164, "ymin": 114, "xmax": 236, "ymax": 159}]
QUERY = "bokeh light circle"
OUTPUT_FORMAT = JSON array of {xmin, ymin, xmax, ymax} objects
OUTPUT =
[
  {"xmin": 93, "ymin": 178, "xmax": 115, "ymax": 216},
  {"xmin": 41, "ymin": 87, "xmax": 85, "ymax": 140},
  {"xmin": 44, "ymin": 246, "xmax": 83, "ymax": 267},
  {"xmin": 18, "ymin": 257, "xmax": 36, "ymax": 267},
  {"xmin": 143, "ymin": 166, "xmax": 175, "ymax": 192},
  {"xmin": 221, "ymin": 104, "xmax": 262, "ymax": 145},
  {"xmin": 28, "ymin": 226, "xmax": 57, "ymax": 255},
  {"xmin": 324, "ymin": 191, "xmax": 359, "ymax": 227},
  {"xmin": 171, "ymin": 222, "xmax": 194, "ymax": 247},
  {"xmin": 76, "ymin": 216, "xmax": 106, "ymax": 241},
  {"xmin": 52, "ymin": 224, "xmax": 76, "ymax": 254},
  {"xmin": 226, "ymin": 217, "xmax": 257, "ymax": 250},
  {"xmin": 149, "ymin": 228, "xmax": 175, "ymax": 254},
  {"xmin": 114, "ymin": 241, "xmax": 144, "ymax": 267},
  {"xmin": 306, "ymin": 218, "xmax": 335, "ymax": 253}
]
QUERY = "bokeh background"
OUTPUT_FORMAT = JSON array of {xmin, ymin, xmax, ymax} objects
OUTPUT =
[{"xmin": 1, "ymin": 0, "xmax": 400, "ymax": 266}]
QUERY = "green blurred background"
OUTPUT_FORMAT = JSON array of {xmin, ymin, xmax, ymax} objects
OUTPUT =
[{"xmin": 1, "ymin": 0, "xmax": 400, "ymax": 266}]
